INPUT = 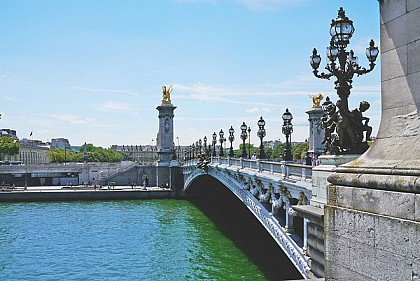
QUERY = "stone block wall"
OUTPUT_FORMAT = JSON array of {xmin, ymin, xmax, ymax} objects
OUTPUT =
[
  {"xmin": 107, "ymin": 165, "xmax": 157, "ymax": 186},
  {"xmin": 325, "ymin": 185, "xmax": 419, "ymax": 280},
  {"xmin": 307, "ymin": 221, "xmax": 325, "ymax": 278}
]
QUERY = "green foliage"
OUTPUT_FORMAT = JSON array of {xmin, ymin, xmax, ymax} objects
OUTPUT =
[
  {"xmin": 49, "ymin": 144, "xmax": 123, "ymax": 163},
  {"xmin": 292, "ymin": 141, "xmax": 309, "ymax": 161},
  {"xmin": 233, "ymin": 144, "xmax": 258, "ymax": 158},
  {"xmin": 231, "ymin": 141, "xmax": 309, "ymax": 161},
  {"xmin": 272, "ymin": 143, "xmax": 286, "ymax": 160},
  {"xmin": 47, "ymin": 149, "xmax": 82, "ymax": 163},
  {"xmin": 0, "ymin": 137, "xmax": 20, "ymax": 160},
  {"xmin": 264, "ymin": 146, "xmax": 273, "ymax": 159}
]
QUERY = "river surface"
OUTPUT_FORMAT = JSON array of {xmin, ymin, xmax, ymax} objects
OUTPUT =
[{"xmin": 0, "ymin": 199, "xmax": 300, "ymax": 280}]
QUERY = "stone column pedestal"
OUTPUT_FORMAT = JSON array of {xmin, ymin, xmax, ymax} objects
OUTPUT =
[
  {"xmin": 306, "ymin": 107, "xmax": 324, "ymax": 155},
  {"xmin": 155, "ymin": 103, "xmax": 176, "ymax": 188}
]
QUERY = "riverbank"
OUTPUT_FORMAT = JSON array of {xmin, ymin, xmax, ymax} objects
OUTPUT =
[{"xmin": 0, "ymin": 186, "xmax": 172, "ymax": 202}]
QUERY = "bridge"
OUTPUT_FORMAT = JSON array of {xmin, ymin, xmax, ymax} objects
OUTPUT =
[{"xmin": 182, "ymin": 157, "xmax": 317, "ymax": 279}]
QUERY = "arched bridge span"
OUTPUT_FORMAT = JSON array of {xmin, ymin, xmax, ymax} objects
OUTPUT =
[{"xmin": 182, "ymin": 158, "xmax": 313, "ymax": 279}]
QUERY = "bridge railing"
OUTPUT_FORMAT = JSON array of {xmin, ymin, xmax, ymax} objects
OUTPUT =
[{"xmin": 200, "ymin": 157, "xmax": 313, "ymax": 181}]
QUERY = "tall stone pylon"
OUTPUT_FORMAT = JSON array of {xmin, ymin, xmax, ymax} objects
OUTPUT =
[
  {"xmin": 156, "ymin": 85, "xmax": 177, "ymax": 187},
  {"xmin": 325, "ymin": 1, "xmax": 420, "ymax": 279},
  {"xmin": 306, "ymin": 94, "xmax": 325, "ymax": 155}
]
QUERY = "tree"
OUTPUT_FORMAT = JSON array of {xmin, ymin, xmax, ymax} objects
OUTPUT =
[
  {"xmin": 234, "ymin": 143, "xmax": 257, "ymax": 158},
  {"xmin": 292, "ymin": 141, "xmax": 309, "ymax": 161},
  {"xmin": 80, "ymin": 143, "xmax": 123, "ymax": 162},
  {"xmin": 272, "ymin": 143, "xmax": 286, "ymax": 160},
  {"xmin": 0, "ymin": 137, "xmax": 20, "ymax": 160},
  {"xmin": 49, "ymin": 145, "xmax": 122, "ymax": 163}
]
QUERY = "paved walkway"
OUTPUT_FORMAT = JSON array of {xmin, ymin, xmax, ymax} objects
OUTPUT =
[{"xmin": 1, "ymin": 185, "xmax": 170, "ymax": 193}]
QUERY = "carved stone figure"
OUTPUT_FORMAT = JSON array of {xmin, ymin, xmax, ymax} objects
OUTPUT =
[
  {"xmin": 259, "ymin": 183, "xmax": 273, "ymax": 203},
  {"xmin": 270, "ymin": 192, "xmax": 282, "ymax": 215},
  {"xmin": 250, "ymin": 184, "xmax": 259, "ymax": 197},
  {"xmin": 197, "ymin": 153, "xmax": 210, "ymax": 173},
  {"xmin": 161, "ymin": 85, "xmax": 173, "ymax": 104},
  {"xmin": 298, "ymin": 192, "xmax": 308, "ymax": 205}
]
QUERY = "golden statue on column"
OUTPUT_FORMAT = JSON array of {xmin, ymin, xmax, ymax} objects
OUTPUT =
[
  {"xmin": 162, "ymin": 85, "xmax": 173, "ymax": 105},
  {"xmin": 310, "ymin": 93, "xmax": 323, "ymax": 108}
]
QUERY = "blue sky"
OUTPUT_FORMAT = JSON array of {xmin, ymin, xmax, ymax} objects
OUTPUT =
[{"xmin": 0, "ymin": 0, "xmax": 381, "ymax": 148}]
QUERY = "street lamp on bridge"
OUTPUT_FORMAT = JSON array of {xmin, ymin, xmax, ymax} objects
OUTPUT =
[
  {"xmin": 219, "ymin": 129, "xmax": 225, "ymax": 157},
  {"xmin": 247, "ymin": 126, "xmax": 251, "ymax": 159},
  {"xmin": 203, "ymin": 136, "xmax": 207, "ymax": 155},
  {"xmin": 192, "ymin": 143, "xmax": 195, "ymax": 159},
  {"xmin": 198, "ymin": 139, "xmax": 202, "ymax": 155},
  {"xmin": 257, "ymin": 116, "xmax": 266, "ymax": 159},
  {"xmin": 240, "ymin": 122, "xmax": 248, "ymax": 158},
  {"xmin": 310, "ymin": 7, "xmax": 379, "ymax": 154},
  {"xmin": 282, "ymin": 108, "xmax": 293, "ymax": 161},
  {"xmin": 228, "ymin": 126, "xmax": 235, "ymax": 158},
  {"xmin": 212, "ymin": 132, "xmax": 217, "ymax": 157}
]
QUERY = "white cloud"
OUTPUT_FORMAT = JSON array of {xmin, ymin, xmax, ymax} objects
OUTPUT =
[
  {"xmin": 245, "ymin": 107, "xmax": 272, "ymax": 113},
  {"xmin": 94, "ymin": 101, "xmax": 133, "ymax": 113},
  {"xmin": 70, "ymin": 87, "xmax": 138, "ymax": 96},
  {"xmin": 245, "ymin": 107, "xmax": 260, "ymax": 113},
  {"xmin": 50, "ymin": 114, "xmax": 96, "ymax": 125},
  {"xmin": 1, "ymin": 96, "xmax": 19, "ymax": 103},
  {"xmin": 235, "ymin": 0, "xmax": 302, "ymax": 12}
]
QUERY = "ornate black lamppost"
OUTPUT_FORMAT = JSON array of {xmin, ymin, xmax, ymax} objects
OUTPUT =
[
  {"xmin": 282, "ymin": 108, "xmax": 293, "ymax": 161},
  {"xmin": 247, "ymin": 126, "xmax": 251, "ymax": 159},
  {"xmin": 310, "ymin": 7, "xmax": 379, "ymax": 153},
  {"xmin": 203, "ymin": 136, "xmax": 207, "ymax": 155},
  {"xmin": 240, "ymin": 122, "xmax": 248, "ymax": 158},
  {"xmin": 212, "ymin": 132, "xmax": 217, "ymax": 156},
  {"xmin": 228, "ymin": 126, "xmax": 235, "ymax": 157},
  {"xmin": 198, "ymin": 139, "xmax": 202, "ymax": 155},
  {"xmin": 257, "ymin": 116, "xmax": 266, "ymax": 159},
  {"xmin": 192, "ymin": 143, "xmax": 195, "ymax": 159},
  {"xmin": 219, "ymin": 129, "xmax": 225, "ymax": 157}
]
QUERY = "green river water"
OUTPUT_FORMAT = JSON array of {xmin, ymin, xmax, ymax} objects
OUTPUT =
[{"xmin": 0, "ymin": 195, "xmax": 300, "ymax": 280}]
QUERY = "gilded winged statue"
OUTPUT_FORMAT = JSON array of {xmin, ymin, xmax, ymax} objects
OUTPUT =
[
  {"xmin": 310, "ymin": 93, "xmax": 323, "ymax": 108},
  {"xmin": 162, "ymin": 85, "xmax": 173, "ymax": 104}
]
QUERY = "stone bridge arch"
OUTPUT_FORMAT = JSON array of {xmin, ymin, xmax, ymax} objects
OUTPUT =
[{"xmin": 182, "ymin": 165, "xmax": 310, "ymax": 278}]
